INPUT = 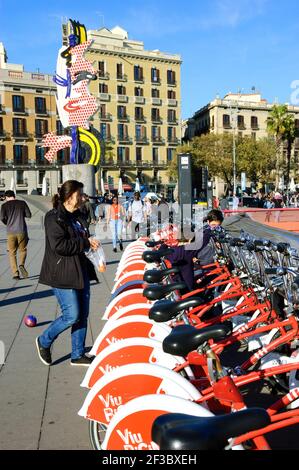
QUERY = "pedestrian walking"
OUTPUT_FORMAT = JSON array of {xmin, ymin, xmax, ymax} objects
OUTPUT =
[
  {"xmin": 106, "ymin": 195, "xmax": 125, "ymax": 252},
  {"xmin": 0, "ymin": 190, "xmax": 31, "ymax": 279},
  {"xmin": 80, "ymin": 193, "xmax": 95, "ymax": 227},
  {"xmin": 36, "ymin": 180, "xmax": 99, "ymax": 367},
  {"xmin": 232, "ymin": 193, "xmax": 239, "ymax": 211},
  {"xmin": 127, "ymin": 191, "xmax": 145, "ymax": 239}
]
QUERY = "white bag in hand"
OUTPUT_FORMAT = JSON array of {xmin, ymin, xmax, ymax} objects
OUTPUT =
[{"xmin": 85, "ymin": 245, "xmax": 106, "ymax": 273}]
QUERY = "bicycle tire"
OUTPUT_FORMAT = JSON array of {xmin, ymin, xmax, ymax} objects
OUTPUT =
[{"xmin": 89, "ymin": 420, "xmax": 108, "ymax": 450}]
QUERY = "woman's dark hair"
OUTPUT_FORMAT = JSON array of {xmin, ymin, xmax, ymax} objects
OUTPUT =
[
  {"xmin": 52, "ymin": 180, "xmax": 84, "ymax": 209},
  {"xmin": 112, "ymin": 195, "xmax": 119, "ymax": 203},
  {"xmin": 205, "ymin": 209, "xmax": 224, "ymax": 224}
]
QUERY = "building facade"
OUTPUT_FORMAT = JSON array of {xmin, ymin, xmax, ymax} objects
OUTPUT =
[
  {"xmin": 0, "ymin": 26, "xmax": 181, "ymax": 197},
  {"xmin": 66, "ymin": 25, "xmax": 182, "ymax": 195},
  {"xmin": 185, "ymin": 92, "xmax": 299, "ymax": 195},
  {"xmin": 0, "ymin": 42, "xmax": 66, "ymax": 195}
]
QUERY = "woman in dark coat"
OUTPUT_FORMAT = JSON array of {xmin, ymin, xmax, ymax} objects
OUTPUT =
[{"xmin": 36, "ymin": 180, "xmax": 99, "ymax": 367}]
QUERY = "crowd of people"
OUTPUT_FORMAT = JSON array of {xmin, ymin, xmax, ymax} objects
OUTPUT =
[{"xmin": 3, "ymin": 181, "xmax": 298, "ymax": 370}]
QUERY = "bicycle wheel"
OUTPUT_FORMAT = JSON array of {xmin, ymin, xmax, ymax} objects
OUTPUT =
[{"xmin": 89, "ymin": 420, "xmax": 108, "ymax": 450}]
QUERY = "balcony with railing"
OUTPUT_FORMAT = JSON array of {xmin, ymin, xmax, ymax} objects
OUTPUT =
[
  {"xmin": 167, "ymin": 80, "xmax": 177, "ymax": 87},
  {"xmin": 116, "ymin": 73, "xmax": 128, "ymax": 82},
  {"xmin": 13, "ymin": 156, "xmax": 29, "ymax": 166},
  {"xmin": 118, "ymin": 134, "xmax": 132, "ymax": 144},
  {"xmin": 151, "ymin": 98, "xmax": 162, "ymax": 106},
  {"xmin": 12, "ymin": 107, "xmax": 27, "ymax": 115},
  {"xmin": 98, "ymin": 71, "xmax": 110, "ymax": 80},
  {"xmin": 12, "ymin": 131, "xmax": 31, "ymax": 140},
  {"xmin": 152, "ymin": 160, "xmax": 168, "ymax": 168},
  {"xmin": 223, "ymin": 121, "xmax": 232, "ymax": 129},
  {"xmin": 117, "ymin": 94, "xmax": 129, "ymax": 103},
  {"xmin": 99, "ymin": 93, "xmax": 111, "ymax": 101},
  {"xmin": 17, "ymin": 177, "xmax": 28, "ymax": 187},
  {"xmin": 151, "ymin": 78, "xmax": 161, "ymax": 85},
  {"xmin": 35, "ymin": 108, "xmax": 48, "ymax": 117},
  {"xmin": 152, "ymin": 136, "xmax": 165, "ymax": 145},
  {"xmin": 151, "ymin": 116, "xmax": 163, "ymax": 124},
  {"xmin": 117, "ymin": 113, "xmax": 129, "ymax": 122},
  {"xmin": 167, "ymin": 117, "xmax": 178, "ymax": 125},
  {"xmin": 135, "ymin": 114, "xmax": 146, "ymax": 123},
  {"xmin": 99, "ymin": 112, "xmax": 112, "ymax": 121},
  {"xmin": 134, "ymin": 75, "xmax": 144, "ymax": 84},
  {"xmin": 135, "ymin": 135, "xmax": 149, "ymax": 144},
  {"xmin": 167, "ymin": 136, "xmax": 180, "ymax": 145},
  {"xmin": 167, "ymin": 99, "xmax": 177, "ymax": 107},
  {"xmin": 134, "ymin": 96, "xmax": 145, "ymax": 105}
]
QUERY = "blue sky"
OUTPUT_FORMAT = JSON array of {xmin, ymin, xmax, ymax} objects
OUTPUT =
[{"xmin": 0, "ymin": 0, "xmax": 298, "ymax": 118}]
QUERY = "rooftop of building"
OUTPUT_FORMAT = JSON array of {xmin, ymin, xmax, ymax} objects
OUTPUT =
[
  {"xmin": 85, "ymin": 25, "xmax": 181, "ymax": 63},
  {"xmin": 192, "ymin": 91, "xmax": 299, "ymax": 119},
  {"xmin": 0, "ymin": 42, "xmax": 54, "ymax": 88}
]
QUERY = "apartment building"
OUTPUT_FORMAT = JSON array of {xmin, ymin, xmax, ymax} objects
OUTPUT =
[
  {"xmin": 185, "ymin": 92, "xmax": 299, "ymax": 157},
  {"xmin": 0, "ymin": 42, "xmax": 66, "ymax": 195},
  {"xmin": 65, "ymin": 25, "xmax": 182, "ymax": 194}
]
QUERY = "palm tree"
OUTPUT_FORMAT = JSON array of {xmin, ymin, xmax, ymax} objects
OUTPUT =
[{"xmin": 267, "ymin": 104, "xmax": 289, "ymax": 190}]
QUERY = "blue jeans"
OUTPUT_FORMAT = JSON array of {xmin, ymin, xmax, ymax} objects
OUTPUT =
[
  {"xmin": 39, "ymin": 275, "xmax": 90, "ymax": 360},
  {"xmin": 110, "ymin": 219, "xmax": 123, "ymax": 248}
]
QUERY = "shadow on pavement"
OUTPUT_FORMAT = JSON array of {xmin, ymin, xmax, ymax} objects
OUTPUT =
[
  {"xmin": 36, "ymin": 321, "xmax": 52, "ymax": 327},
  {"xmin": 0, "ymin": 289, "xmax": 53, "ymax": 307},
  {"xmin": 0, "ymin": 285, "xmax": 32, "ymax": 294},
  {"xmin": 51, "ymin": 353, "xmax": 71, "ymax": 366}
]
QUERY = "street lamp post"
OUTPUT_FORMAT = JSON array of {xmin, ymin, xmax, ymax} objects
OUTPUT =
[{"xmin": 227, "ymin": 101, "xmax": 238, "ymax": 195}]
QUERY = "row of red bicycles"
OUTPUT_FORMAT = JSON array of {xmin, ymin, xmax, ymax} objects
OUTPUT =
[{"xmin": 79, "ymin": 225, "xmax": 299, "ymax": 450}]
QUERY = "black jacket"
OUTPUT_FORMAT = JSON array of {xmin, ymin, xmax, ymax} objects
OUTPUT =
[{"xmin": 39, "ymin": 203, "xmax": 98, "ymax": 289}]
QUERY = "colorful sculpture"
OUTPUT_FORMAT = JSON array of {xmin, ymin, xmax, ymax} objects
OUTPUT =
[{"xmin": 42, "ymin": 19, "xmax": 104, "ymax": 166}]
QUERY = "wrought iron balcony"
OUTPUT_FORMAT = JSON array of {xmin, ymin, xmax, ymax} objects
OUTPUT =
[
  {"xmin": 167, "ymin": 99, "xmax": 177, "ymax": 107},
  {"xmin": 99, "ymin": 112, "xmax": 112, "ymax": 121},
  {"xmin": 135, "ymin": 136, "xmax": 149, "ymax": 144},
  {"xmin": 134, "ymin": 96, "xmax": 145, "ymax": 105},
  {"xmin": 99, "ymin": 93, "xmax": 111, "ymax": 102},
  {"xmin": 98, "ymin": 71, "xmax": 110, "ymax": 80},
  {"xmin": 135, "ymin": 115, "xmax": 146, "ymax": 123},
  {"xmin": 116, "ymin": 73, "xmax": 128, "ymax": 82},
  {"xmin": 117, "ymin": 114, "xmax": 130, "ymax": 122},
  {"xmin": 167, "ymin": 136, "xmax": 180, "ymax": 145},
  {"xmin": 118, "ymin": 134, "xmax": 132, "ymax": 144},
  {"xmin": 152, "ymin": 136, "xmax": 165, "ymax": 145}
]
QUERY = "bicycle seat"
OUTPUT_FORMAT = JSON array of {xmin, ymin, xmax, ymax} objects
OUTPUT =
[
  {"xmin": 145, "ymin": 240, "xmax": 163, "ymax": 248},
  {"xmin": 162, "ymin": 323, "xmax": 232, "ymax": 356},
  {"xmin": 152, "ymin": 408, "xmax": 270, "ymax": 450},
  {"xmin": 143, "ymin": 267, "xmax": 180, "ymax": 284},
  {"xmin": 142, "ymin": 248, "xmax": 174, "ymax": 263},
  {"xmin": 276, "ymin": 242, "xmax": 290, "ymax": 254},
  {"xmin": 143, "ymin": 282, "xmax": 187, "ymax": 300},
  {"xmin": 229, "ymin": 238, "xmax": 245, "ymax": 247},
  {"xmin": 149, "ymin": 297, "xmax": 204, "ymax": 322}
]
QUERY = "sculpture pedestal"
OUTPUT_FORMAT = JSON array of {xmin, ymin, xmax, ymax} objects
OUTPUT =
[{"xmin": 62, "ymin": 164, "xmax": 96, "ymax": 196}]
